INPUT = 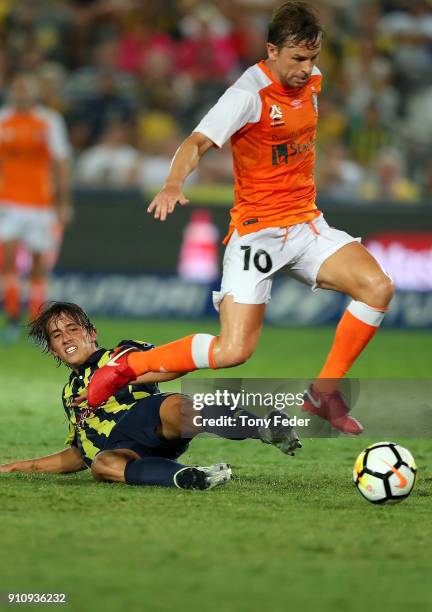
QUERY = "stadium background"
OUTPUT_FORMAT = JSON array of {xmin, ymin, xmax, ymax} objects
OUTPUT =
[{"xmin": 0, "ymin": 1, "xmax": 431, "ymax": 611}]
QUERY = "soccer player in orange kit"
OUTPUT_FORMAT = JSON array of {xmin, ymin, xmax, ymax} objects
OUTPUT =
[
  {"xmin": 88, "ymin": 1, "xmax": 394, "ymax": 434},
  {"xmin": 0, "ymin": 73, "xmax": 72, "ymax": 342}
]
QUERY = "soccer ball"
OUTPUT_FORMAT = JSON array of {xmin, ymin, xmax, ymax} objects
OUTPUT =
[{"xmin": 353, "ymin": 442, "xmax": 417, "ymax": 504}]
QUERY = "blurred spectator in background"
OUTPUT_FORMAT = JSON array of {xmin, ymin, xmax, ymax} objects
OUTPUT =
[
  {"xmin": 345, "ymin": 102, "xmax": 393, "ymax": 168},
  {"xmin": 361, "ymin": 149, "xmax": 420, "ymax": 203},
  {"xmin": 37, "ymin": 62, "xmax": 68, "ymax": 113},
  {"xmin": 0, "ymin": 73, "xmax": 72, "ymax": 342},
  {"xmin": 75, "ymin": 120, "xmax": 140, "ymax": 187},
  {"xmin": 343, "ymin": 39, "xmax": 399, "ymax": 127},
  {"xmin": 176, "ymin": 4, "xmax": 239, "ymax": 84},
  {"xmin": 316, "ymin": 142, "xmax": 364, "ymax": 203},
  {"xmin": 378, "ymin": 0, "xmax": 432, "ymax": 96},
  {"xmin": 117, "ymin": 14, "xmax": 175, "ymax": 76},
  {"xmin": 66, "ymin": 44, "xmax": 137, "ymax": 144},
  {"xmin": 138, "ymin": 111, "xmax": 197, "ymax": 189},
  {"xmin": 316, "ymin": 96, "xmax": 348, "ymax": 148},
  {"xmin": 423, "ymin": 160, "xmax": 432, "ymax": 200},
  {"xmin": 0, "ymin": 1, "xmax": 428, "ymax": 204},
  {"xmin": 135, "ymin": 40, "xmax": 180, "ymax": 126}
]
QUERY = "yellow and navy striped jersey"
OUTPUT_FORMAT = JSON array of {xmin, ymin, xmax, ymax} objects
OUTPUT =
[{"xmin": 62, "ymin": 340, "xmax": 158, "ymax": 466}]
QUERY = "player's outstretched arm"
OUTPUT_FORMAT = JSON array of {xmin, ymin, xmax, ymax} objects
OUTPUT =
[
  {"xmin": 147, "ymin": 132, "xmax": 214, "ymax": 221},
  {"xmin": 0, "ymin": 447, "xmax": 87, "ymax": 474}
]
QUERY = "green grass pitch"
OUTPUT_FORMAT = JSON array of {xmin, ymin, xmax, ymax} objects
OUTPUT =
[{"xmin": 0, "ymin": 319, "xmax": 431, "ymax": 612}]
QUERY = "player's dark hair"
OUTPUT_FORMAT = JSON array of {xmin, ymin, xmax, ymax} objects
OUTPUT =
[
  {"xmin": 268, "ymin": 1, "xmax": 322, "ymax": 50},
  {"xmin": 28, "ymin": 301, "xmax": 97, "ymax": 364}
]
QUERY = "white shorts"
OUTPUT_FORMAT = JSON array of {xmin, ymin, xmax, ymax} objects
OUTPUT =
[
  {"xmin": 0, "ymin": 203, "xmax": 57, "ymax": 253},
  {"xmin": 213, "ymin": 214, "xmax": 360, "ymax": 310}
]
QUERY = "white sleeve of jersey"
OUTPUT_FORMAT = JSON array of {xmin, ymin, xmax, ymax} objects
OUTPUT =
[
  {"xmin": 46, "ymin": 111, "xmax": 71, "ymax": 159},
  {"xmin": 193, "ymin": 87, "xmax": 261, "ymax": 148}
]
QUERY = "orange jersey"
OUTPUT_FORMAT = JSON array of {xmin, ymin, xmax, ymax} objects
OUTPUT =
[
  {"xmin": 0, "ymin": 106, "xmax": 70, "ymax": 207},
  {"xmin": 194, "ymin": 61, "xmax": 322, "ymax": 242}
]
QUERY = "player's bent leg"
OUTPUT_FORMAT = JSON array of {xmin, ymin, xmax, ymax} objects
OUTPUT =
[
  {"xmin": 160, "ymin": 392, "xmax": 261, "ymax": 443},
  {"xmin": 315, "ymin": 241, "xmax": 394, "ymax": 307},
  {"xmin": 159, "ymin": 391, "xmax": 301, "ymax": 455},
  {"xmin": 92, "ymin": 448, "xmax": 199, "ymax": 488},
  {"xmin": 87, "ymin": 221, "xmax": 273, "ymax": 407},
  {"xmin": 91, "ymin": 449, "xmax": 140, "ymax": 483},
  {"xmin": 93, "ymin": 398, "xmax": 232, "ymax": 489},
  {"xmin": 157, "ymin": 392, "xmax": 247, "ymax": 441},
  {"xmin": 159, "ymin": 393, "xmax": 192, "ymax": 439},
  {"xmin": 123, "ymin": 454, "xmax": 232, "ymax": 490},
  {"xmin": 303, "ymin": 242, "xmax": 394, "ymax": 434},
  {"xmin": 87, "ymin": 299, "xmax": 265, "ymax": 408},
  {"xmin": 87, "ymin": 222, "xmax": 272, "ymax": 407},
  {"xmin": 87, "ymin": 333, "xmax": 218, "ymax": 407},
  {"xmin": 316, "ymin": 241, "xmax": 394, "ymax": 382},
  {"xmin": 212, "ymin": 296, "xmax": 265, "ymax": 368},
  {"xmin": 128, "ymin": 295, "xmax": 265, "ymax": 371}
]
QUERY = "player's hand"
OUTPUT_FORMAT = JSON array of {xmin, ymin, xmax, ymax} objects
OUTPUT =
[
  {"xmin": 147, "ymin": 185, "xmax": 189, "ymax": 222},
  {"xmin": 71, "ymin": 389, "xmax": 88, "ymax": 407}
]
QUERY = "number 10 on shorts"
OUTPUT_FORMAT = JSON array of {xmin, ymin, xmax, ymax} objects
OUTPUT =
[{"xmin": 241, "ymin": 246, "xmax": 273, "ymax": 273}]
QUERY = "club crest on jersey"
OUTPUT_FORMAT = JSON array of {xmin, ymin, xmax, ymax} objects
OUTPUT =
[
  {"xmin": 269, "ymin": 104, "xmax": 285, "ymax": 127},
  {"xmin": 312, "ymin": 93, "xmax": 318, "ymax": 115}
]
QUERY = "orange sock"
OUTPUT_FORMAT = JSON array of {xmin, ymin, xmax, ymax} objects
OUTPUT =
[
  {"xmin": 316, "ymin": 301, "xmax": 387, "ymax": 392},
  {"xmin": 128, "ymin": 333, "xmax": 216, "ymax": 375},
  {"xmin": 28, "ymin": 278, "xmax": 47, "ymax": 321},
  {"xmin": 3, "ymin": 273, "xmax": 20, "ymax": 320}
]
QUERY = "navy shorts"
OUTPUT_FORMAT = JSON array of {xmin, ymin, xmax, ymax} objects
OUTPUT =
[{"xmin": 103, "ymin": 393, "xmax": 189, "ymax": 460}]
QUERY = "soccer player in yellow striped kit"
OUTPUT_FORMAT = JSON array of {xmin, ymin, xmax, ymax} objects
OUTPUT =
[{"xmin": 0, "ymin": 302, "xmax": 300, "ymax": 487}]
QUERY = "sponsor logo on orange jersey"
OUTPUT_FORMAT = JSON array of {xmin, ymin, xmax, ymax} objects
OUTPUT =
[{"xmin": 271, "ymin": 138, "xmax": 316, "ymax": 166}]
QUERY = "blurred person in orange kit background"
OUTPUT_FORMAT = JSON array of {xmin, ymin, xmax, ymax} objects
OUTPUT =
[{"xmin": 0, "ymin": 73, "xmax": 72, "ymax": 343}]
